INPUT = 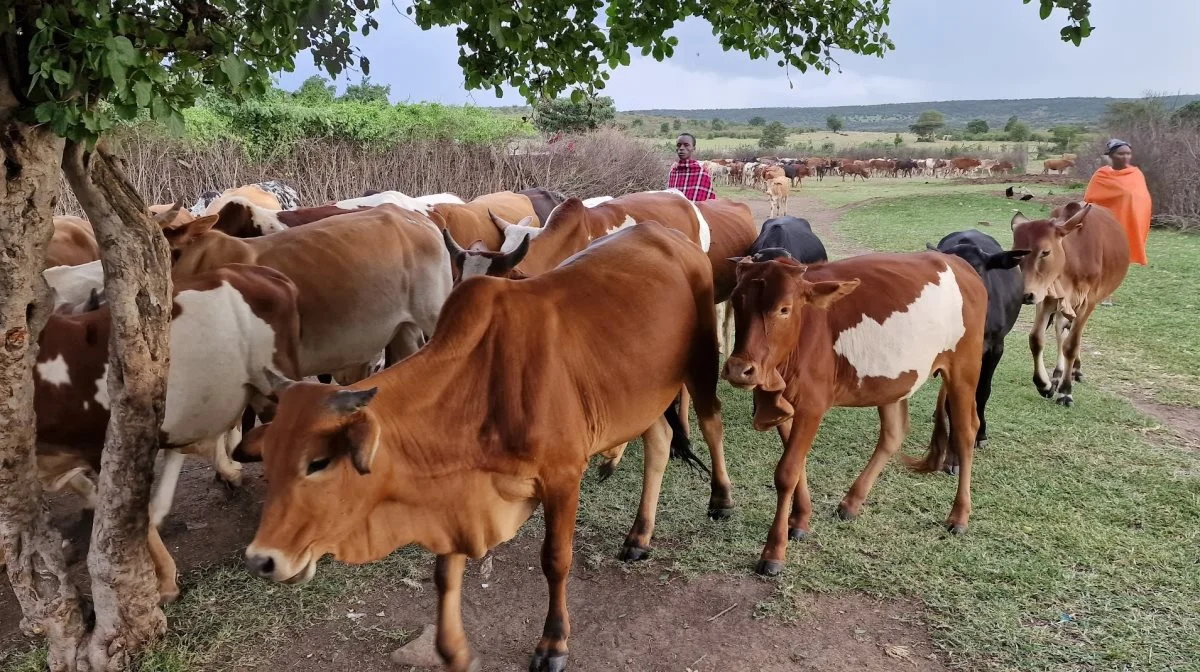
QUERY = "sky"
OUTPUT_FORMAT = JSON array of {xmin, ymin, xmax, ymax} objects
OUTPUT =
[{"xmin": 276, "ymin": 1, "xmax": 1200, "ymax": 110}]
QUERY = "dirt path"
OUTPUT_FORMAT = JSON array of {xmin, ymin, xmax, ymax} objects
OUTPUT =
[
  {"xmin": 744, "ymin": 191, "xmax": 869, "ymax": 259},
  {"xmin": 257, "ymin": 536, "xmax": 944, "ymax": 672}
]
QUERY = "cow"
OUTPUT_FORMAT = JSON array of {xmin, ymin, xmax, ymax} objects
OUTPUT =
[
  {"xmin": 990, "ymin": 161, "xmax": 1014, "ymax": 176},
  {"xmin": 518, "ymin": 187, "xmax": 567, "ymax": 225},
  {"xmin": 189, "ymin": 181, "xmax": 300, "ymax": 215},
  {"xmin": 977, "ymin": 159, "xmax": 997, "ymax": 177},
  {"xmin": 895, "ymin": 159, "xmax": 921, "ymax": 178},
  {"xmin": 236, "ymin": 222, "xmax": 729, "ymax": 672},
  {"xmin": 924, "ymin": 158, "xmax": 938, "ymax": 177},
  {"xmin": 767, "ymin": 176, "xmax": 790, "ymax": 218},
  {"xmin": 168, "ymin": 204, "xmax": 452, "ymax": 377},
  {"xmin": 781, "ymin": 161, "xmax": 810, "ymax": 187},
  {"xmin": 149, "ymin": 200, "xmax": 195, "ymax": 229},
  {"xmin": 840, "ymin": 162, "xmax": 870, "ymax": 181},
  {"xmin": 199, "ymin": 200, "xmax": 376, "ymax": 239},
  {"xmin": 759, "ymin": 165, "xmax": 785, "ymax": 190},
  {"xmin": 950, "ymin": 157, "xmax": 982, "ymax": 176},
  {"xmin": 1010, "ymin": 203, "xmax": 1130, "ymax": 406},
  {"xmin": 44, "ymin": 260, "xmax": 104, "ymax": 314},
  {"xmin": 34, "ymin": 264, "xmax": 302, "ymax": 602},
  {"xmin": 722, "ymin": 252, "xmax": 987, "ymax": 576},
  {"xmin": 746, "ymin": 217, "xmax": 828, "ymax": 266},
  {"xmin": 47, "ymin": 216, "xmax": 100, "ymax": 268},
  {"xmin": 1042, "ymin": 158, "xmax": 1075, "ymax": 175},
  {"xmin": 927, "ymin": 230, "xmax": 1028, "ymax": 465}
]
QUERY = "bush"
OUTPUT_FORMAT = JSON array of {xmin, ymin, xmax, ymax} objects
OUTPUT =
[
  {"xmin": 759, "ymin": 121, "xmax": 788, "ymax": 149},
  {"xmin": 58, "ymin": 128, "xmax": 669, "ymax": 214},
  {"xmin": 533, "ymin": 95, "xmax": 616, "ymax": 134}
]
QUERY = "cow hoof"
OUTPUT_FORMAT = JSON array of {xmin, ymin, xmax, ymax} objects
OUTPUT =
[
  {"xmin": 215, "ymin": 471, "xmax": 243, "ymax": 489},
  {"xmin": 755, "ymin": 559, "xmax": 785, "ymax": 577},
  {"xmin": 941, "ymin": 463, "xmax": 961, "ymax": 476},
  {"xmin": 529, "ymin": 652, "xmax": 568, "ymax": 672},
  {"xmin": 1073, "ymin": 370, "xmax": 1085, "ymax": 383},
  {"xmin": 835, "ymin": 504, "xmax": 859, "ymax": 521},
  {"xmin": 618, "ymin": 545, "xmax": 650, "ymax": 562},
  {"xmin": 708, "ymin": 506, "xmax": 735, "ymax": 521},
  {"xmin": 976, "ymin": 438, "xmax": 989, "ymax": 450},
  {"xmin": 787, "ymin": 527, "xmax": 808, "ymax": 541},
  {"xmin": 596, "ymin": 461, "xmax": 617, "ymax": 482},
  {"xmin": 1055, "ymin": 394, "xmax": 1074, "ymax": 408},
  {"xmin": 946, "ymin": 522, "xmax": 968, "ymax": 536}
]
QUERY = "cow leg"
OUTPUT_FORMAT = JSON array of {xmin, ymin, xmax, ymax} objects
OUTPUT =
[
  {"xmin": 149, "ymin": 449, "xmax": 186, "ymax": 528},
  {"xmin": 619, "ymin": 417, "xmax": 671, "ymax": 560},
  {"xmin": 386, "ymin": 322, "xmax": 425, "ymax": 367},
  {"xmin": 686, "ymin": 298, "xmax": 733, "ymax": 519},
  {"xmin": 975, "ymin": 347, "xmax": 1003, "ymax": 449},
  {"xmin": 1050, "ymin": 311, "xmax": 1071, "ymax": 392},
  {"xmin": 595, "ymin": 442, "xmax": 628, "ymax": 480},
  {"xmin": 930, "ymin": 384, "xmax": 953, "ymax": 472},
  {"xmin": 1072, "ymin": 354, "xmax": 1084, "ymax": 383},
  {"xmin": 429, "ymin": 553, "xmax": 477, "ymax": 672},
  {"xmin": 212, "ymin": 429, "xmax": 244, "ymax": 486},
  {"xmin": 148, "ymin": 524, "xmax": 179, "ymax": 603},
  {"xmin": 757, "ymin": 412, "xmax": 822, "ymax": 577},
  {"xmin": 945, "ymin": 367, "xmax": 980, "ymax": 533},
  {"xmin": 1029, "ymin": 299, "xmax": 1056, "ymax": 398},
  {"xmin": 1054, "ymin": 306, "xmax": 1094, "ymax": 407},
  {"xmin": 530, "ymin": 481, "xmax": 580, "ymax": 672},
  {"xmin": 838, "ymin": 400, "xmax": 909, "ymax": 520}
]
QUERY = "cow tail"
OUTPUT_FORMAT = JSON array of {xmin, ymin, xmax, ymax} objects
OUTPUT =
[
  {"xmin": 664, "ymin": 397, "xmax": 710, "ymax": 475},
  {"xmin": 903, "ymin": 387, "xmax": 950, "ymax": 473}
]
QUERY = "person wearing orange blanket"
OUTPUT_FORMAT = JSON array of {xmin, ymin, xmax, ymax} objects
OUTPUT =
[{"xmin": 1084, "ymin": 139, "xmax": 1152, "ymax": 265}]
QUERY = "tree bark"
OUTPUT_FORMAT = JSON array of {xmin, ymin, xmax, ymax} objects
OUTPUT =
[
  {"xmin": 0, "ymin": 63, "xmax": 89, "ymax": 672},
  {"xmin": 62, "ymin": 141, "xmax": 172, "ymax": 671}
]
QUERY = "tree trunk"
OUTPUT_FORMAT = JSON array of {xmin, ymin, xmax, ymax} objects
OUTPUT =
[
  {"xmin": 0, "ymin": 65, "xmax": 89, "ymax": 672},
  {"xmin": 62, "ymin": 141, "xmax": 172, "ymax": 671}
]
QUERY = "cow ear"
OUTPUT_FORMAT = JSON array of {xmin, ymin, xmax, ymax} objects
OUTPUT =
[
  {"xmin": 1010, "ymin": 212, "xmax": 1031, "ymax": 230},
  {"xmin": 986, "ymin": 250, "xmax": 1031, "ymax": 270},
  {"xmin": 339, "ymin": 410, "xmax": 382, "ymax": 475},
  {"xmin": 163, "ymin": 214, "xmax": 218, "ymax": 248},
  {"xmin": 467, "ymin": 240, "xmax": 490, "ymax": 252},
  {"xmin": 1057, "ymin": 203, "xmax": 1090, "ymax": 235},
  {"xmin": 232, "ymin": 424, "xmax": 269, "ymax": 463},
  {"xmin": 806, "ymin": 279, "xmax": 860, "ymax": 310},
  {"xmin": 727, "ymin": 256, "xmax": 746, "ymax": 264},
  {"xmin": 516, "ymin": 216, "xmax": 534, "ymax": 228},
  {"xmin": 492, "ymin": 234, "xmax": 530, "ymax": 274}
]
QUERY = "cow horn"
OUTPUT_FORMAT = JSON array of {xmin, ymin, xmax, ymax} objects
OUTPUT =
[
  {"xmin": 493, "ymin": 233, "xmax": 530, "ymax": 273},
  {"xmin": 153, "ymin": 198, "xmax": 185, "ymax": 226},
  {"xmin": 262, "ymin": 368, "xmax": 295, "ymax": 394},
  {"xmin": 328, "ymin": 388, "xmax": 378, "ymax": 415},
  {"xmin": 442, "ymin": 228, "xmax": 465, "ymax": 257},
  {"xmin": 488, "ymin": 210, "xmax": 513, "ymax": 232}
]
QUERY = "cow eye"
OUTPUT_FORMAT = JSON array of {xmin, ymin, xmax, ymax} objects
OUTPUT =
[
  {"xmin": 778, "ymin": 306, "xmax": 791, "ymax": 317},
  {"xmin": 306, "ymin": 457, "xmax": 332, "ymax": 475},
  {"xmin": 1040, "ymin": 250, "xmax": 1051, "ymax": 258}
]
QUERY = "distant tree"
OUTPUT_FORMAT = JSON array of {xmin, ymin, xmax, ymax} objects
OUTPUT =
[
  {"xmin": 1008, "ymin": 121, "xmax": 1032, "ymax": 142},
  {"xmin": 660, "ymin": 121, "xmax": 671, "ymax": 134},
  {"xmin": 533, "ymin": 94, "xmax": 616, "ymax": 133},
  {"xmin": 341, "ymin": 76, "xmax": 391, "ymax": 104},
  {"xmin": 1004, "ymin": 115, "xmax": 1020, "ymax": 133},
  {"xmin": 826, "ymin": 114, "xmax": 844, "ymax": 132},
  {"xmin": 1050, "ymin": 125, "xmax": 1082, "ymax": 150},
  {"xmin": 759, "ymin": 121, "xmax": 789, "ymax": 149},
  {"xmin": 672, "ymin": 118, "xmax": 682, "ymax": 130},
  {"xmin": 295, "ymin": 75, "xmax": 336, "ymax": 103},
  {"xmin": 1173, "ymin": 101, "xmax": 1200, "ymax": 127},
  {"xmin": 966, "ymin": 119, "xmax": 989, "ymax": 134},
  {"xmin": 1104, "ymin": 99, "xmax": 1167, "ymax": 127},
  {"xmin": 711, "ymin": 118, "xmax": 726, "ymax": 131},
  {"xmin": 893, "ymin": 133, "xmax": 904, "ymax": 147},
  {"xmin": 748, "ymin": 116, "xmax": 766, "ymax": 126},
  {"xmin": 631, "ymin": 117, "xmax": 644, "ymax": 127},
  {"xmin": 909, "ymin": 110, "xmax": 945, "ymax": 141}
]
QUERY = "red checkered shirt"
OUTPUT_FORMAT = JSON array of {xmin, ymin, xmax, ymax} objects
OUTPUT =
[{"xmin": 667, "ymin": 160, "xmax": 717, "ymax": 202}]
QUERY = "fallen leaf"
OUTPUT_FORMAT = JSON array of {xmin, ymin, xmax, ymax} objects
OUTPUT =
[
  {"xmin": 480, "ymin": 555, "xmax": 494, "ymax": 580},
  {"xmin": 346, "ymin": 611, "xmax": 366, "ymax": 621},
  {"xmin": 884, "ymin": 644, "xmax": 913, "ymax": 661}
]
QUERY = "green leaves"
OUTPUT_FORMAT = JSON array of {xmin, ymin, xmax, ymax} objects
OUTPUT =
[{"xmin": 220, "ymin": 54, "xmax": 248, "ymax": 88}]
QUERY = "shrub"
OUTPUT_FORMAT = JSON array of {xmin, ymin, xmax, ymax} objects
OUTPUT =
[
  {"xmin": 759, "ymin": 121, "xmax": 788, "ymax": 149},
  {"xmin": 533, "ymin": 95, "xmax": 616, "ymax": 134}
]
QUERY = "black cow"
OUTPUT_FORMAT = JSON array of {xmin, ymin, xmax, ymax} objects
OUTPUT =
[
  {"xmin": 746, "ymin": 216, "xmax": 828, "ymax": 264},
  {"xmin": 928, "ymin": 230, "xmax": 1028, "ymax": 463},
  {"xmin": 518, "ymin": 187, "xmax": 567, "ymax": 226},
  {"xmin": 780, "ymin": 161, "xmax": 811, "ymax": 187},
  {"xmin": 895, "ymin": 158, "xmax": 921, "ymax": 178}
]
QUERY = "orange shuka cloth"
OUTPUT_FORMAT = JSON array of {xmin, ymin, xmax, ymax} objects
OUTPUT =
[{"xmin": 1083, "ymin": 166, "xmax": 1152, "ymax": 265}]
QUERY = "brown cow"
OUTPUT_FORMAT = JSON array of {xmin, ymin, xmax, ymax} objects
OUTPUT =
[
  {"xmin": 950, "ymin": 157, "xmax": 982, "ymax": 176},
  {"xmin": 767, "ymin": 176, "xmax": 790, "ymax": 217},
  {"xmin": 46, "ymin": 216, "xmax": 100, "ymax": 268},
  {"xmin": 722, "ymin": 252, "xmax": 987, "ymax": 576},
  {"xmin": 200, "ymin": 201, "xmax": 375, "ymax": 239},
  {"xmin": 1042, "ymin": 158, "xmax": 1075, "ymax": 175},
  {"xmin": 840, "ymin": 162, "xmax": 870, "ymax": 181},
  {"xmin": 33, "ymin": 264, "xmax": 302, "ymax": 601},
  {"xmin": 168, "ymin": 204, "xmax": 452, "ymax": 377},
  {"xmin": 435, "ymin": 191, "xmax": 542, "ymax": 250},
  {"xmin": 1010, "ymin": 203, "xmax": 1130, "ymax": 406},
  {"xmin": 990, "ymin": 160, "xmax": 1014, "ymax": 176},
  {"xmin": 236, "ymin": 222, "xmax": 727, "ymax": 671}
]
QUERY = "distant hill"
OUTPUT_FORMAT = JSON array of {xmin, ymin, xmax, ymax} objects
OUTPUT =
[{"xmin": 625, "ymin": 96, "xmax": 1200, "ymax": 131}]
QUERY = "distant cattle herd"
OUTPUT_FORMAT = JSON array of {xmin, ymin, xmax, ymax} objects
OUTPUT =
[{"xmin": 13, "ymin": 169, "xmax": 1129, "ymax": 670}]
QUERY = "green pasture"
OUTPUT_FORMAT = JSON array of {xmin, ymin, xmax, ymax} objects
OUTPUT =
[{"xmin": 5, "ymin": 185, "xmax": 1198, "ymax": 672}]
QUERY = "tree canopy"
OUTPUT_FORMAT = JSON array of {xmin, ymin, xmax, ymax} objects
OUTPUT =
[
  {"xmin": 966, "ymin": 119, "xmax": 989, "ymax": 134},
  {"xmin": 759, "ymin": 121, "xmax": 788, "ymax": 149},
  {"xmin": 827, "ymin": 115, "xmax": 845, "ymax": 132},
  {"xmin": 341, "ymin": 77, "xmax": 391, "ymax": 104},
  {"xmin": 533, "ymin": 95, "xmax": 616, "ymax": 134},
  {"xmin": 748, "ymin": 116, "xmax": 766, "ymax": 127},
  {"xmin": 909, "ymin": 110, "xmax": 945, "ymax": 141}
]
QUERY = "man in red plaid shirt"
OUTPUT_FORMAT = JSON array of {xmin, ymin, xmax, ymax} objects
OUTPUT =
[{"xmin": 667, "ymin": 133, "xmax": 716, "ymax": 202}]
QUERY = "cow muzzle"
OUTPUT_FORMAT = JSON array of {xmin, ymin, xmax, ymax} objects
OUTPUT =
[
  {"xmin": 1022, "ymin": 293, "xmax": 1036, "ymax": 305},
  {"xmin": 721, "ymin": 356, "xmax": 761, "ymax": 389},
  {"xmin": 245, "ymin": 545, "xmax": 316, "ymax": 585}
]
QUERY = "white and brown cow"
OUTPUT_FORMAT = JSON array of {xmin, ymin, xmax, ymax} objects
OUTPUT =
[
  {"xmin": 34, "ymin": 263, "xmax": 302, "ymax": 601},
  {"xmin": 168, "ymin": 204, "xmax": 452, "ymax": 378},
  {"xmin": 722, "ymin": 252, "xmax": 987, "ymax": 576}
]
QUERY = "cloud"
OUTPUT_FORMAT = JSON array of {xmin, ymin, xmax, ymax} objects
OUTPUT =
[{"xmin": 605, "ymin": 57, "xmax": 934, "ymax": 110}]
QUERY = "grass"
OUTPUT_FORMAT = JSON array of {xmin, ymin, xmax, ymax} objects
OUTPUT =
[{"xmin": 6, "ymin": 185, "xmax": 1199, "ymax": 672}]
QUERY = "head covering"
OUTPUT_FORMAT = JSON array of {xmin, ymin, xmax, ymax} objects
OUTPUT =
[{"xmin": 1105, "ymin": 138, "xmax": 1130, "ymax": 155}]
